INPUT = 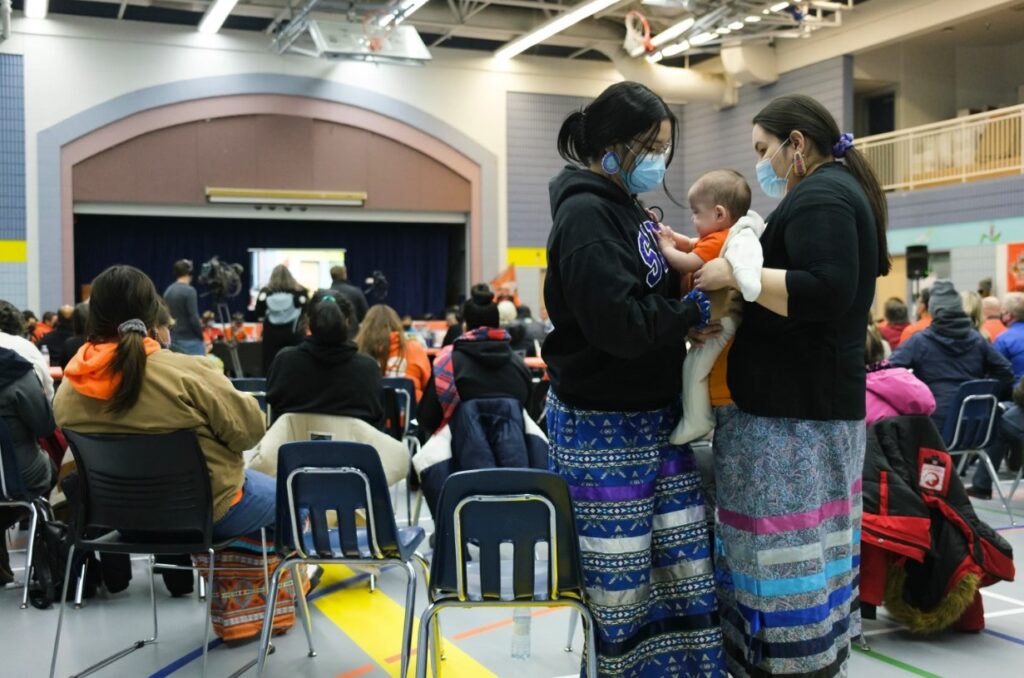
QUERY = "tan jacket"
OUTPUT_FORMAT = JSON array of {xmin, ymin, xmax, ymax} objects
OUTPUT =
[{"xmin": 53, "ymin": 351, "xmax": 266, "ymax": 521}]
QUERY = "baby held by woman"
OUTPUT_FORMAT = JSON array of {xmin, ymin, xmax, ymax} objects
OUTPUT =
[{"xmin": 655, "ymin": 169, "xmax": 765, "ymax": 444}]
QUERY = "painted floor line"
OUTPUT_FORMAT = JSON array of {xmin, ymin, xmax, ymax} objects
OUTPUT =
[
  {"xmin": 982, "ymin": 628, "xmax": 1024, "ymax": 647},
  {"xmin": 980, "ymin": 589, "xmax": 1024, "ymax": 608},
  {"xmin": 982, "ymin": 608, "xmax": 1024, "ymax": 619},
  {"xmin": 851, "ymin": 645, "xmax": 943, "ymax": 678}
]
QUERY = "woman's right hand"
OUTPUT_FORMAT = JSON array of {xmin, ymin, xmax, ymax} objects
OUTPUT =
[
  {"xmin": 688, "ymin": 321, "xmax": 724, "ymax": 347},
  {"xmin": 695, "ymin": 258, "xmax": 736, "ymax": 292}
]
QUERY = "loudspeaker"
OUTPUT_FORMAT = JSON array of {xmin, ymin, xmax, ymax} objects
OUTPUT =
[{"xmin": 907, "ymin": 245, "xmax": 929, "ymax": 279}]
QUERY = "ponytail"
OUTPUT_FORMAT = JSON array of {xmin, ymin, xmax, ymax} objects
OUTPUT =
[
  {"xmin": 110, "ymin": 331, "xmax": 148, "ymax": 413},
  {"xmin": 841, "ymin": 147, "xmax": 890, "ymax": 276},
  {"xmin": 556, "ymin": 110, "xmax": 588, "ymax": 166}
]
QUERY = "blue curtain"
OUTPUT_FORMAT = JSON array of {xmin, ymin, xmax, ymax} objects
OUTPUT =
[{"xmin": 73, "ymin": 215, "xmax": 455, "ymax": 317}]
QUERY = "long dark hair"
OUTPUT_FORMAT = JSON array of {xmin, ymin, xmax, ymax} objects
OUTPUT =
[
  {"xmin": 309, "ymin": 292, "xmax": 355, "ymax": 345},
  {"xmin": 753, "ymin": 94, "xmax": 890, "ymax": 276},
  {"xmin": 557, "ymin": 81, "xmax": 678, "ymax": 183},
  {"xmin": 87, "ymin": 265, "xmax": 161, "ymax": 413}
]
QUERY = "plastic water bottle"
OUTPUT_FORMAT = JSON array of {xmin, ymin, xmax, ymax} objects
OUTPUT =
[
  {"xmin": 510, "ymin": 608, "xmax": 531, "ymax": 659},
  {"xmin": 40, "ymin": 345, "xmax": 50, "ymax": 369}
]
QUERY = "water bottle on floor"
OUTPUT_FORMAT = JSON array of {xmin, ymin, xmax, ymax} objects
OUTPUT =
[
  {"xmin": 510, "ymin": 607, "xmax": 531, "ymax": 659},
  {"xmin": 40, "ymin": 345, "xmax": 50, "ymax": 369}
]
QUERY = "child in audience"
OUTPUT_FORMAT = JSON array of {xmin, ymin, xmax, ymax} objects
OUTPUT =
[{"xmin": 654, "ymin": 169, "xmax": 765, "ymax": 444}]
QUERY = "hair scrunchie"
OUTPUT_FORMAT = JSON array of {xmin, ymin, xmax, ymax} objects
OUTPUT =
[
  {"xmin": 684, "ymin": 288, "xmax": 712, "ymax": 330},
  {"xmin": 117, "ymin": 319, "xmax": 147, "ymax": 337},
  {"xmin": 832, "ymin": 132, "xmax": 855, "ymax": 159}
]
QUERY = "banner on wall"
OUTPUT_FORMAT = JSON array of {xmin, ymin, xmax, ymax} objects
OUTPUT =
[{"xmin": 1008, "ymin": 243, "xmax": 1024, "ymax": 293}]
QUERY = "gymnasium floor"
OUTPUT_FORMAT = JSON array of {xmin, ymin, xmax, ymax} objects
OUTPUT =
[{"xmin": 3, "ymin": 480, "xmax": 1023, "ymax": 678}]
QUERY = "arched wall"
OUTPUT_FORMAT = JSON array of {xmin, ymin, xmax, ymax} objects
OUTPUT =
[{"xmin": 35, "ymin": 74, "xmax": 499, "ymax": 309}]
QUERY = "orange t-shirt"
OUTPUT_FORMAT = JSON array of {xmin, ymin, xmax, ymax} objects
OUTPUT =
[
  {"xmin": 983, "ymin": 318, "xmax": 1007, "ymax": 342},
  {"xmin": 685, "ymin": 230, "xmax": 729, "ymax": 292},
  {"xmin": 900, "ymin": 315, "xmax": 932, "ymax": 344},
  {"xmin": 709, "ymin": 340, "xmax": 734, "ymax": 407}
]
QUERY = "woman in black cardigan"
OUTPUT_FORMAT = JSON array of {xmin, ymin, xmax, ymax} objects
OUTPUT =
[{"xmin": 696, "ymin": 95, "xmax": 890, "ymax": 677}]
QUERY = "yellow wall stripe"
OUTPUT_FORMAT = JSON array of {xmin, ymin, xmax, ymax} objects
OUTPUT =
[
  {"xmin": 0, "ymin": 240, "xmax": 27, "ymax": 263},
  {"xmin": 507, "ymin": 247, "xmax": 546, "ymax": 268},
  {"xmin": 313, "ymin": 565, "xmax": 499, "ymax": 678}
]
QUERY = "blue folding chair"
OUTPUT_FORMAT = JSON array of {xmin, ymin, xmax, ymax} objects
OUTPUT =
[
  {"xmin": 381, "ymin": 376, "xmax": 422, "ymax": 526},
  {"xmin": 0, "ymin": 418, "xmax": 45, "ymax": 609},
  {"xmin": 231, "ymin": 377, "xmax": 270, "ymax": 422},
  {"xmin": 416, "ymin": 469, "xmax": 597, "ymax": 678},
  {"xmin": 940, "ymin": 379, "xmax": 1017, "ymax": 523},
  {"xmin": 255, "ymin": 441, "xmax": 429, "ymax": 678}
]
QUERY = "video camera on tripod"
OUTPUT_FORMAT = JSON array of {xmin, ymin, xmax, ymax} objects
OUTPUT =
[{"xmin": 197, "ymin": 256, "xmax": 246, "ymax": 378}]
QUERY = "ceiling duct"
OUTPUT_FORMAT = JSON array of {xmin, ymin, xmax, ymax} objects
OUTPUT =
[
  {"xmin": 1, "ymin": 0, "xmax": 11, "ymax": 43},
  {"xmin": 720, "ymin": 42, "xmax": 777, "ymax": 86},
  {"xmin": 604, "ymin": 48, "xmax": 734, "ymax": 107}
]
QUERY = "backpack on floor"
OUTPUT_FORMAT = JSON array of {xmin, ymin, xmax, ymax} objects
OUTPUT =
[{"xmin": 27, "ymin": 500, "xmax": 75, "ymax": 610}]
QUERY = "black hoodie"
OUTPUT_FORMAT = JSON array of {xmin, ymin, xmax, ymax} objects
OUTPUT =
[
  {"xmin": 0, "ymin": 347, "xmax": 54, "ymax": 496},
  {"xmin": 266, "ymin": 339, "xmax": 384, "ymax": 427},
  {"xmin": 418, "ymin": 336, "xmax": 532, "ymax": 437},
  {"xmin": 543, "ymin": 166, "xmax": 700, "ymax": 411}
]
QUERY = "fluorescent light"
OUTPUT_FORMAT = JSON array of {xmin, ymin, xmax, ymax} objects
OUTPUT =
[
  {"xmin": 715, "ymin": 27, "xmax": 731, "ymax": 35},
  {"xmin": 771, "ymin": 1, "xmax": 790, "ymax": 10},
  {"xmin": 728, "ymin": 20, "xmax": 744, "ymax": 30},
  {"xmin": 24, "ymin": 0, "xmax": 48, "ymax": 19},
  {"xmin": 206, "ymin": 187, "xmax": 367, "ymax": 207},
  {"xmin": 690, "ymin": 31, "xmax": 715, "ymax": 46},
  {"xmin": 495, "ymin": 0, "xmax": 622, "ymax": 61},
  {"xmin": 745, "ymin": 15, "xmax": 762, "ymax": 23},
  {"xmin": 661, "ymin": 40, "xmax": 689, "ymax": 57},
  {"xmin": 198, "ymin": 0, "xmax": 240, "ymax": 34},
  {"xmin": 650, "ymin": 16, "xmax": 695, "ymax": 47},
  {"xmin": 646, "ymin": 52, "xmax": 664, "ymax": 63}
]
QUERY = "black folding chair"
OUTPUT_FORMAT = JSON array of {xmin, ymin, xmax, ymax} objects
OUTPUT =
[
  {"xmin": 381, "ymin": 376, "xmax": 422, "ymax": 526},
  {"xmin": 416, "ymin": 468, "xmax": 597, "ymax": 677},
  {"xmin": 255, "ymin": 441, "xmax": 430, "ymax": 678},
  {"xmin": 49, "ymin": 430, "xmax": 267, "ymax": 678},
  {"xmin": 0, "ymin": 417, "xmax": 45, "ymax": 609}
]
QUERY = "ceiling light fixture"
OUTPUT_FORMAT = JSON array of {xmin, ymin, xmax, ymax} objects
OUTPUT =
[
  {"xmin": 716, "ymin": 27, "xmax": 731, "ymax": 35},
  {"xmin": 495, "ymin": 0, "xmax": 623, "ymax": 60},
  {"xmin": 198, "ymin": 0, "xmax": 241, "ymax": 34},
  {"xmin": 646, "ymin": 51, "xmax": 664, "ymax": 63},
  {"xmin": 745, "ymin": 15, "xmax": 763, "ymax": 23},
  {"xmin": 728, "ymin": 21, "xmax": 744, "ymax": 30},
  {"xmin": 661, "ymin": 39, "xmax": 689, "ymax": 57},
  {"xmin": 690, "ymin": 31, "xmax": 716, "ymax": 45},
  {"xmin": 24, "ymin": 0, "xmax": 48, "ymax": 19},
  {"xmin": 770, "ymin": 2, "xmax": 790, "ymax": 11},
  {"xmin": 650, "ymin": 16, "xmax": 696, "ymax": 48}
]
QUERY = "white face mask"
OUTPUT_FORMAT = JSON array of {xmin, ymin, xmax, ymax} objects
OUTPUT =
[{"xmin": 755, "ymin": 139, "xmax": 792, "ymax": 198}]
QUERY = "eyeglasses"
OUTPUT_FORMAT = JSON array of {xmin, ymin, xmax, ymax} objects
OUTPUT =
[{"xmin": 629, "ymin": 141, "xmax": 672, "ymax": 157}]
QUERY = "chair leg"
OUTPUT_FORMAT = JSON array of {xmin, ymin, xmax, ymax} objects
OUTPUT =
[
  {"xmin": 956, "ymin": 451, "xmax": 972, "ymax": 475},
  {"xmin": 147, "ymin": 555, "xmax": 158, "ymax": 642},
  {"xmin": 400, "ymin": 560, "xmax": 417, "ymax": 678},
  {"xmin": 980, "ymin": 452, "xmax": 1016, "ymax": 525},
  {"xmin": 291, "ymin": 563, "xmax": 317, "ymax": 658},
  {"xmin": 415, "ymin": 602, "xmax": 440, "ymax": 678},
  {"xmin": 568, "ymin": 601, "xmax": 598, "ymax": 678},
  {"xmin": 412, "ymin": 553, "xmax": 443, "ymax": 664},
  {"xmin": 20, "ymin": 501, "xmax": 38, "ymax": 609},
  {"xmin": 369, "ymin": 573, "xmax": 377, "ymax": 593},
  {"xmin": 198, "ymin": 569, "xmax": 206, "ymax": 600},
  {"xmin": 49, "ymin": 544, "xmax": 77, "ymax": 678},
  {"xmin": 74, "ymin": 561, "xmax": 87, "ymax": 609},
  {"xmin": 411, "ymin": 491, "xmax": 424, "ymax": 527},
  {"xmin": 201, "ymin": 549, "xmax": 215, "ymax": 678},
  {"xmin": 257, "ymin": 557, "xmax": 293, "ymax": 677},
  {"xmin": 564, "ymin": 610, "xmax": 579, "ymax": 652}
]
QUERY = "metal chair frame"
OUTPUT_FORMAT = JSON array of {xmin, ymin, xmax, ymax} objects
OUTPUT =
[
  {"xmin": 382, "ymin": 377, "xmax": 422, "ymax": 527},
  {"xmin": 415, "ymin": 492, "xmax": 597, "ymax": 678},
  {"xmin": 0, "ymin": 439, "xmax": 42, "ymax": 609},
  {"xmin": 256, "ymin": 465, "xmax": 430, "ymax": 678}
]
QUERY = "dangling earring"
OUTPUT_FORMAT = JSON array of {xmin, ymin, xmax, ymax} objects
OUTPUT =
[
  {"xmin": 793, "ymin": 150, "xmax": 807, "ymax": 177},
  {"xmin": 601, "ymin": 151, "xmax": 621, "ymax": 175}
]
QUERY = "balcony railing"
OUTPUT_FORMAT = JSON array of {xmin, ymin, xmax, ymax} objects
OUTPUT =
[{"xmin": 859, "ymin": 104, "xmax": 1024, "ymax": 192}]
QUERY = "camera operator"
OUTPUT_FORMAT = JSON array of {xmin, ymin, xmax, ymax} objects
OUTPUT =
[{"xmin": 163, "ymin": 259, "xmax": 205, "ymax": 356}]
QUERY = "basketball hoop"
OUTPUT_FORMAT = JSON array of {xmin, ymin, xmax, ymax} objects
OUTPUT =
[
  {"xmin": 623, "ymin": 11, "xmax": 654, "ymax": 57},
  {"xmin": 362, "ymin": 12, "xmax": 392, "ymax": 52}
]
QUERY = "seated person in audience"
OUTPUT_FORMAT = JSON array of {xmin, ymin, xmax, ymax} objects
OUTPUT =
[
  {"xmin": 356, "ymin": 304, "xmax": 431, "ymax": 401},
  {"xmin": 201, "ymin": 310, "xmax": 223, "ymax": 345},
  {"xmin": 226, "ymin": 313, "xmax": 251, "ymax": 343},
  {"xmin": 53, "ymin": 265, "xmax": 270, "ymax": 542},
  {"xmin": 655, "ymin": 169, "xmax": 762, "ymax": 444},
  {"xmin": 21, "ymin": 310, "xmax": 38, "ymax": 341},
  {"xmin": 38, "ymin": 305, "xmax": 75, "ymax": 368},
  {"xmin": 878, "ymin": 297, "xmax": 910, "ymax": 350},
  {"xmin": 418, "ymin": 292, "xmax": 532, "ymax": 438},
  {"xmin": 514, "ymin": 305, "xmax": 548, "ymax": 357},
  {"xmin": 32, "ymin": 311, "xmax": 55, "ymax": 344},
  {"xmin": 0, "ymin": 346, "xmax": 56, "ymax": 585},
  {"xmin": 267, "ymin": 292, "xmax": 383, "ymax": 427},
  {"xmin": 961, "ymin": 290, "xmax": 989, "ymax": 341},
  {"xmin": 994, "ymin": 292, "xmax": 1024, "ymax": 382},
  {"xmin": 900, "ymin": 287, "xmax": 932, "ymax": 344},
  {"xmin": 497, "ymin": 299, "xmax": 527, "ymax": 352},
  {"xmin": 864, "ymin": 321, "xmax": 934, "ymax": 425},
  {"xmin": 0, "ymin": 300, "xmax": 55, "ymax": 399},
  {"xmin": 968, "ymin": 376, "xmax": 1024, "ymax": 500},
  {"xmin": 62, "ymin": 302, "xmax": 89, "ymax": 369},
  {"xmin": 889, "ymin": 279, "xmax": 1014, "ymax": 433},
  {"xmin": 440, "ymin": 305, "xmax": 463, "ymax": 347},
  {"xmin": 982, "ymin": 295, "xmax": 1007, "ymax": 342}
]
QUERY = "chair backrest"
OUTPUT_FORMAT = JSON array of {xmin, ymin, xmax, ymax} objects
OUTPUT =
[
  {"xmin": 381, "ymin": 376, "xmax": 416, "ymax": 436},
  {"xmin": 275, "ymin": 441, "xmax": 401, "ymax": 560},
  {"xmin": 941, "ymin": 379, "xmax": 1001, "ymax": 451},
  {"xmin": 430, "ymin": 469, "xmax": 584, "ymax": 602},
  {"xmin": 0, "ymin": 416, "xmax": 28, "ymax": 500},
  {"xmin": 231, "ymin": 377, "xmax": 268, "ymax": 412},
  {"xmin": 63, "ymin": 430, "xmax": 214, "ymax": 550}
]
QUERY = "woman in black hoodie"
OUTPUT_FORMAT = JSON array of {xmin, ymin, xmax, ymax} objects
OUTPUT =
[
  {"xmin": 543, "ymin": 82, "xmax": 723, "ymax": 677},
  {"xmin": 266, "ymin": 292, "xmax": 383, "ymax": 427}
]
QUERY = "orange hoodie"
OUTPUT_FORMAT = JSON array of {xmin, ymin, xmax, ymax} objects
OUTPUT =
[
  {"xmin": 64, "ymin": 339, "xmax": 162, "ymax": 400},
  {"xmin": 386, "ymin": 332, "xmax": 431, "ymax": 401}
]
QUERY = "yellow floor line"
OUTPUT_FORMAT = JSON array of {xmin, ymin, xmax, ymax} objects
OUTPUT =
[{"xmin": 313, "ymin": 565, "xmax": 499, "ymax": 678}]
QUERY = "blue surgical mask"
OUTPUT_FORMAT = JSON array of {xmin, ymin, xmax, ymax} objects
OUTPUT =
[
  {"xmin": 755, "ymin": 139, "xmax": 791, "ymax": 198},
  {"xmin": 624, "ymin": 148, "xmax": 667, "ymax": 195}
]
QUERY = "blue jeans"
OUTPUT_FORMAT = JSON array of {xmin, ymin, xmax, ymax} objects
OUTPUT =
[
  {"xmin": 173, "ymin": 338, "xmax": 206, "ymax": 356},
  {"xmin": 972, "ymin": 404, "xmax": 1024, "ymax": 492},
  {"xmin": 212, "ymin": 469, "xmax": 276, "ymax": 542}
]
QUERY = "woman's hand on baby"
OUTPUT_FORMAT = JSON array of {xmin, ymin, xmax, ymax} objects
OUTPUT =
[
  {"xmin": 694, "ymin": 258, "xmax": 737, "ymax": 292},
  {"xmin": 688, "ymin": 322, "xmax": 724, "ymax": 347}
]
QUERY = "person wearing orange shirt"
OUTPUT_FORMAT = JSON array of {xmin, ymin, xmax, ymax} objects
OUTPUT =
[
  {"xmin": 900, "ymin": 287, "xmax": 932, "ymax": 343},
  {"xmin": 31, "ymin": 311, "xmax": 55, "ymax": 343},
  {"xmin": 982, "ymin": 295, "xmax": 1008, "ymax": 342},
  {"xmin": 356, "ymin": 304, "xmax": 431, "ymax": 401}
]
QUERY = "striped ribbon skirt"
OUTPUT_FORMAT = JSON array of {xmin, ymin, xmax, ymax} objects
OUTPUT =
[
  {"xmin": 712, "ymin": 405, "xmax": 865, "ymax": 677},
  {"xmin": 547, "ymin": 392, "xmax": 726, "ymax": 677}
]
